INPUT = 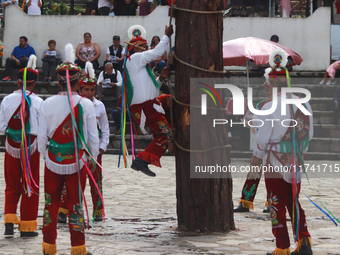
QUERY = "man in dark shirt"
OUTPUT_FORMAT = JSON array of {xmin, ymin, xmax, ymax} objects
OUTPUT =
[
  {"xmin": 104, "ymin": 35, "xmax": 125, "ymax": 74},
  {"xmin": 2, "ymin": 36, "xmax": 36, "ymax": 81}
]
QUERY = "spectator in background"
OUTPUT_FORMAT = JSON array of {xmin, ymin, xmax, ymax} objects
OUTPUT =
[
  {"xmin": 26, "ymin": 0, "xmax": 42, "ymax": 15},
  {"xmin": 75, "ymin": 32, "xmax": 100, "ymax": 70},
  {"xmin": 91, "ymin": 0, "xmax": 100, "ymax": 14},
  {"xmin": 77, "ymin": 1, "xmax": 92, "ymax": 15},
  {"xmin": 319, "ymin": 60, "xmax": 340, "ymax": 85},
  {"xmin": 113, "ymin": 0, "xmax": 125, "ymax": 15},
  {"xmin": 104, "ymin": 35, "xmax": 125, "ymax": 74},
  {"xmin": 98, "ymin": 0, "xmax": 113, "ymax": 15},
  {"xmin": 138, "ymin": 0, "xmax": 150, "ymax": 15},
  {"xmin": 97, "ymin": 62, "xmax": 122, "ymax": 100},
  {"xmin": 150, "ymin": 35, "xmax": 167, "ymax": 74},
  {"xmin": 2, "ymin": 36, "xmax": 36, "ymax": 81},
  {"xmin": 1, "ymin": 0, "xmax": 18, "ymax": 27},
  {"xmin": 41, "ymin": 39, "xmax": 62, "ymax": 82},
  {"xmin": 122, "ymin": 0, "xmax": 138, "ymax": 15},
  {"xmin": 270, "ymin": 34, "xmax": 279, "ymax": 43}
]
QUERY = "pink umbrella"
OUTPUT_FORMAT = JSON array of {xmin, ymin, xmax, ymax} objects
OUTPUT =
[{"xmin": 223, "ymin": 37, "xmax": 303, "ymax": 67}]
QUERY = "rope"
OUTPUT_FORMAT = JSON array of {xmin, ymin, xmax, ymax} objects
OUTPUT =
[
  {"xmin": 172, "ymin": 6, "xmax": 225, "ymax": 14},
  {"xmin": 173, "ymin": 53, "xmax": 226, "ymax": 74},
  {"xmin": 163, "ymin": 3, "xmax": 228, "ymax": 153},
  {"xmin": 175, "ymin": 140, "xmax": 231, "ymax": 153}
]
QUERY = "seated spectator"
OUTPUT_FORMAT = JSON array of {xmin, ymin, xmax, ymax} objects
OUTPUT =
[
  {"xmin": 41, "ymin": 39, "xmax": 62, "ymax": 82},
  {"xmin": 98, "ymin": 0, "xmax": 113, "ymax": 15},
  {"xmin": 97, "ymin": 62, "xmax": 122, "ymax": 100},
  {"xmin": 2, "ymin": 36, "xmax": 36, "ymax": 81},
  {"xmin": 26, "ymin": 0, "xmax": 42, "ymax": 15},
  {"xmin": 75, "ymin": 32, "xmax": 100, "ymax": 71},
  {"xmin": 2, "ymin": 0, "xmax": 18, "ymax": 27},
  {"xmin": 112, "ymin": 94, "xmax": 143, "ymax": 134},
  {"xmin": 150, "ymin": 35, "xmax": 167, "ymax": 74},
  {"xmin": 104, "ymin": 35, "xmax": 125, "ymax": 74}
]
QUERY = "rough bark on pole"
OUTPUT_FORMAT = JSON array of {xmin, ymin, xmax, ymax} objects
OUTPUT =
[{"xmin": 174, "ymin": 0, "xmax": 235, "ymax": 231}]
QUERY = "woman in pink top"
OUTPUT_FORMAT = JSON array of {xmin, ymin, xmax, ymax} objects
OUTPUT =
[
  {"xmin": 319, "ymin": 60, "xmax": 340, "ymax": 85},
  {"xmin": 75, "ymin": 32, "xmax": 101, "ymax": 70}
]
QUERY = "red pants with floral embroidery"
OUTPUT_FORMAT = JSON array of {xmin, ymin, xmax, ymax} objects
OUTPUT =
[
  {"xmin": 59, "ymin": 155, "xmax": 103, "ymax": 217},
  {"xmin": 4, "ymin": 149, "xmax": 40, "ymax": 222},
  {"xmin": 265, "ymin": 176, "xmax": 310, "ymax": 249},
  {"xmin": 129, "ymin": 95, "xmax": 172, "ymax": 167},
  {"xmin": 43, "ymin": 166, "xmax": 87, "ymax": 247}
]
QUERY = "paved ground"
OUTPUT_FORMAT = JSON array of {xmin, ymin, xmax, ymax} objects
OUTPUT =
[{"xmin": 0, "ymin": 154, "xmax": 339, "ymax": 255}]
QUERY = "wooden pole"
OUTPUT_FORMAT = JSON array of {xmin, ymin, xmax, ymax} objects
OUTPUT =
[{"xmin": 175, "ymin": 0, "xmax": 235, "ymax": 232}]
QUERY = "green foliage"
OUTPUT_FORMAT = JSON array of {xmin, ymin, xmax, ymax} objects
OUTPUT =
[{"xmin": 41, "ymin": 0, "xmax": 83, "ymax": 15}]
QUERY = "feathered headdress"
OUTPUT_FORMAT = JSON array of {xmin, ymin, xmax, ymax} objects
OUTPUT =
[
  {"xmin": 79, "ymin": 61, "xmax": 97, "ymax": 87},
  {"xmin": 19, "ymin": 55, "xmax": 39, "ymax": 82},
  {"xmin": 56, "ymin": 43, "xmax": 81, "ymax": 81},
  {"xmin": 268, "ymin": 48, "xmax": 288, "ymax": 78},
  {"xmin": 127, "ymin": 25, "xmax": 147, "ymax": 52}
]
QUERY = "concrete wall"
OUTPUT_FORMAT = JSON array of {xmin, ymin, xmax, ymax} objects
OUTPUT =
[{"xmin": 3, "ymin": 5, "xmax": 331, "ymax": 71}]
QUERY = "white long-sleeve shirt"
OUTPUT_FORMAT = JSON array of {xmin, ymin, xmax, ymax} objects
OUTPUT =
[
  {"xmin": 125, "ymin": 35, "xmax": 169, "ymax": 106},
  {"xmin": 0, "ymin": 90, "xmax": 42, "ymax": 157},
  {"xmin": 38, "ymin": 93, "xmax": 99, "ymax": 175},
  {"xmin": 97, "ymin": 68, "xmax": 122, "ymax": 88},
  {"xmin": 0, "ymin": 90, "xmax": 42, "ymax": 135},
  {"xmin": 92, "ymin": 97, "xmax": 110, "ymax": 151},
  {"xmin": 253, "ymin": 94, "xmax": 314, "ymax": 159}
]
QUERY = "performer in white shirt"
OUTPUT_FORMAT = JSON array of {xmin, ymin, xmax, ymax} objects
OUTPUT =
[
  {"xmin": 58, "ymin": 61, "xmax": 109, "ymax": 222},
  {"xmin": 253, "ymin": 50, "xmax": 313, "ymax": 255},
  {"xmin": 0, "ymin": 55, "xmax": 42, "ymax": 238},
  {"xmin": 39, "ymin": 44, "xmax": 98, "ymax": 255},
  {"xmin": 124, "ymin": 24, "xmax": 173, "ymax": 177}
]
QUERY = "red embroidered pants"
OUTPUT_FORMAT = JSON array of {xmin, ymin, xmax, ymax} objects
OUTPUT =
[
  {"xmin": 59, "ymin": 155, "xmax": 103, "ymax": 217},
  {"xmin": 265, "ymin": 175, "xmax": 310, "ymax": 249},
  {"xmin": 4, "ymin": 149, "xmax": 40, "ymax": 229},
  {"xmin": 43, "ymin": 165, "xmax": 87, "ymax": 247},
  {"xmin": 240, "ymin": 178, "xmax": 261, "ymax": 203},
  {"xmin": 129, "ymin": 96, "xmax": 172, "ymax": 167},
  {"xmin": 89, "ymin": 155, "xmax": 103, "ymax": 216}
]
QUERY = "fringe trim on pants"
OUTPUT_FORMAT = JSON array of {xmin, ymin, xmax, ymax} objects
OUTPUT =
[
  {"xmin": 4, "ymin": 214, "xmax": 20, "ymax": 224},
  {"xmin": 94, "ymin": 209, "xmax": 103, "ymax": 217},
  {"xmin": 272, "ymin": 247, "xmax": 290, "ymax": 255},
  {"xmin": 71, "ymin": 244, "xmax": 87, "ymax": 255},
  {"xmin": 240, "ymin": 199, "xmax": 254, "ymax": 210},
  {"xmin": 42, "ymin": 242, "xmax": 57, "ymax": 255},
  {"xmin": 293, "ymin": 237, "xmax": 312, "ymax": 253},
  {"xmin": 58, "ymin": 207, "xmax": 68, "ymax": 215},
  {"xmin": 18, "ymin": 220, "xmax": 37, "ymax": 232}
]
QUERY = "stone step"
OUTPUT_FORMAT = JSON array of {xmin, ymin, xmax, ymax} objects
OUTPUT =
[
  {"xmin": 314, "ymin": 124, "xmax": 340, "ymax": 138},
  {"xmin": 313, "ymin": 111, "xmax": 335, "ymax": 125},
  {"xmin": 308, "ymin": 137, "xmax": 340, "ymax": 153}
]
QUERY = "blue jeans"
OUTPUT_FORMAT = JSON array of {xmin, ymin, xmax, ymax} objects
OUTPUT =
[{"xmin": 150, "ymin": 60, "xmax": 167, "ymax": 74}]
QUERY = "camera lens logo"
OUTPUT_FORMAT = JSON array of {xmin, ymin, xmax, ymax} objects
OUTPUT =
[{"xmin": 197, "ymin": 82, "xmax": 223, "ymax": 115}]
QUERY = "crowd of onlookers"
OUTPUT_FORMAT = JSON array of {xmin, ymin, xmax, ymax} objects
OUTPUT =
[{"xmin": 1, "ymin": 0, "xmax": 169, "ymax": 24}]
